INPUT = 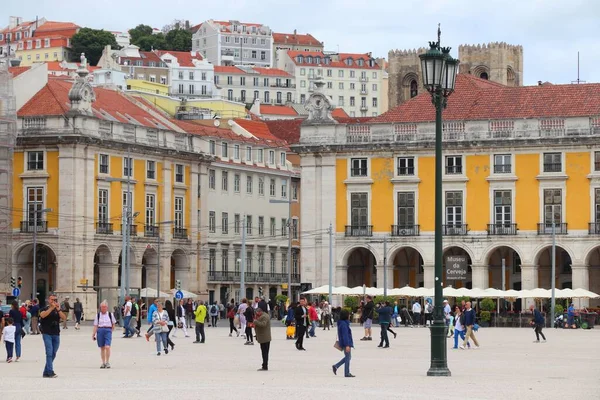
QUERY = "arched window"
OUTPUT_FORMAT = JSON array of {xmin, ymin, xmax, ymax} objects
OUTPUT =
[
  {"xmin": 410, "ymin": 80, "xmax": 418, "ymax": 98},
  {"xmin": 480, "ymin": 72, "xmax": 489, "ymax": 80}
]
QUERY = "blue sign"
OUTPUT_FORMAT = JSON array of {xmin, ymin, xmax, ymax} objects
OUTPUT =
[
  {"xmin": 12, "ymin": 287, "xmax": 20, "ymax": 297},
  {"xmin": 175, "ymin": 290, "xmax": 184, "ymax": 300}
]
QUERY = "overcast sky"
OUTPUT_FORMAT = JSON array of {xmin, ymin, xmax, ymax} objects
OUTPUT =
[{"xmin": 5, "ymin": 0, "xmax": 600, "ymax": 84}]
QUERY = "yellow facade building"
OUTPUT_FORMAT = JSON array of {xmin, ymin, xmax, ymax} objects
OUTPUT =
[{"xmin": 297, "ymin": 75, "xmax": 600, "ymax": 307}]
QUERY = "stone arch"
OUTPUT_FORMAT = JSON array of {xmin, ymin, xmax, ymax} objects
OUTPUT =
[
  {"xmin": 532, "ymin": 243, "xmax": 575, "ymax": 266},
  {"xmin": 471, "ymin": 65, "xmax": 489, "ymax": 80},
  {"xmin": 340, "ymin": 244, "xmax": 381, "ymax": 267},
  {"xmin": 93, "ymin": 244, "xmax": 113, "ymax": 290},
  {"xmin": 584, "ymin": 244, "xmax": 600, "ymax": 266},
  {"xmin": 507, "ymin": 66, "xmax": 516, "ymax": 86},
  {"xmin": 388, "ymin": 246, "xmax": 425, "ymax": 288},
  {"xmin": 401, "ymin": 72, "xmax": 419, "ymax": 99},
  {"xmin": 13, "ymin": 241, "xmax": 58, "ymax": 302},
  {"xmin": 344, "ymin": 247, "xmax": 377, "ymax": 288},
  {"xmin": 534, "ymin": 245, "xmax": 573, "ymax": 290},
  {"xmin": 483, "ymin": 244, "xmax": 523, "ymax": 291},
  {"xmin": 170, "ymin": 248, "xmax": 190, "ymax": 289},
  {"xmin": 442, "ymin": 243, "xmax": 475, "ymax": 264},
  {"xmin": 482, "ymin": 243, "xmax": 524, "ymax": 266},
  {"xmin": 141, "ymin": 246, "xmax": 158, "ymax": 290},
  {"xmin": 443, "ymin": 246, "xmax": 474, "ymax": 289}
]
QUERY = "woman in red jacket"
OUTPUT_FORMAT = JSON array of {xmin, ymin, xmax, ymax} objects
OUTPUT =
[{"xmin": 308, "ymin": 303, "xmax": 319, "ymax": 337}]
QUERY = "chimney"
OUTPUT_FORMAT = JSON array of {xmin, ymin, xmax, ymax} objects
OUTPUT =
[
  {"xmin": 293, "ymin": 29, "xmax": 297, "ymax": 37},
  {"xmin": 538, "ymin": 80, "xmax": 542, "ymax": 86}
]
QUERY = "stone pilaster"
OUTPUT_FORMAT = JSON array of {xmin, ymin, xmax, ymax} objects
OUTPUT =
[
  {"xmin": 423, "ymin": 264, "xmax": 434, "ymax": 288},
  {"xmin": 471, "ymin": 264, "xmax": 488, "ymax": 289},
  {"xmin": 520, "ymin": 264, "xmax": 538, "ymax": 290},
  {"xmin": 129, "ymin": 264, "xmax": 143, "ymax": 291},
  {"xmin": 98, "ymin": 263, "xmax": 119, "ymax": 308},
  {"xmin": 336, "ymin": 265, "xmax": 348, "ymax": 286},
  {"xmin": 571, "ymin": 264, "xmax": 590, "ymax": 307}
]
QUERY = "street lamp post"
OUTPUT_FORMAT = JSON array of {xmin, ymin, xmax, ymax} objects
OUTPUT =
[
  {"xmin": 32, "ymin": 208, "xmax": 52, "ymax": 300},
  {"xmin": 270, "ymin": 195, "xmax": 295, "ymax": 301},
  {"xmin": 419, "ymin": 25, "xmax": 459, "ymax": 377},
  {"xmin": 155, "ymin": 220, "xmax": 174, "ymax": 297}
]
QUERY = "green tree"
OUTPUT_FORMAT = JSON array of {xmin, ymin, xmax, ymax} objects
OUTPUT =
[
  {"xmin": 70, "ymin": 28, "xmax": 119, "ymax": 66},
  {"xmin": 135, "ymin": 33, "xmax": 167, "ymax": 51},
  {"xmin": 166, "ymin": 28, "xmax": 192, "ymax": 51},
  {"xmin": 128, "ymin": 24, "xmax": 154, "ymax": 44}
]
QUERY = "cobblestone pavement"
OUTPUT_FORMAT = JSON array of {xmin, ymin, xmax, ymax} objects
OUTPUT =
[{"xmin": 0, "ymin": 321, "xmax": 598, "ymax": 400}]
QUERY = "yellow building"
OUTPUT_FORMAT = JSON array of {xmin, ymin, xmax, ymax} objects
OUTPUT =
[{"xmin": 297, "ymin": 75, "xmax": 600, "ymax": 307}]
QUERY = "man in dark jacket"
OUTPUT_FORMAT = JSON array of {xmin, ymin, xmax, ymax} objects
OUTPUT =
[
  {"xmin": 294, "ymin": 297, "xmax": 308, "ymax": 350},
  {"xmin": 360, "ymin": 296, "xmax": 375, "ymax": 341},
  {"xmin": 254, "ymin": 302, "xmax": 271, "ymax": 371},
  {"xmin": 460, "ymin": 301, "xmax": 479, "ymax": 349},
  {"xmin": 376, "ymin": 301, "xmax": 392, "ymax": 348},
  {"xmin": 529, "ymin": 304, "xmax": 546, "ymax": 343}
]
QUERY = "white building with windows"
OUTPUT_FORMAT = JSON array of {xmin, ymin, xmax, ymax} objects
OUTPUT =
[
  {"xmin": 277, "ymin": 50, "xmax": 384, "ymax": 117},
  {"xmin": 214, "ymin": 65, "xmax": 295, "ymax": 105},
  {"xmin": 156, "ymin": 50, "xmax": 214, "ymax": 98},
  {"xmin": 192, "ymin": 20, "xmax": 274, "ymax": 67}
]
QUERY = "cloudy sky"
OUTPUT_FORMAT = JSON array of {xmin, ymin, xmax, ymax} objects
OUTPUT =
[{"xmin": 5, "ymin": 0, "xmax": 600, "ymax": 84}]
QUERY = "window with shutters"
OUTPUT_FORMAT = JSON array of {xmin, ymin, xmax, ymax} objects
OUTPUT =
[
  {"xmin": 397, "ymin": 192, "xmax": 415, "ymax": 227},
  {"xmin": 544, "ymin": 189, "xmax": 562, "ymax": 224},
  {"xmin": 494, "ymin": 191, "xmax": 512, "ymax": 225},
  {"xmin": 350, "ymin": 158, "xmax": 367, "ymax": 177},
  {"xmin": 350, "ymin": 193, "xmax": 368, "ymax": 228},
  {"xmin": 445, "ymin": 191, "xmax": 463, "ymax": 225}
]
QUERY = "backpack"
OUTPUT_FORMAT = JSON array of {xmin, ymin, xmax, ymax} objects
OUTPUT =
[
  {"xmin": 97, "ymin": 312, "xmax": 115, "ymax": 325},
  {"xmin": 210, "ymin": 305, "xmax": 217, "ymax": 314},
  {"xmin": 131, "ymin": 303, "xmax": 138, "ymax": 317},
  {"xmin": 459, "ymin": 313, "xmax": 466, "ymax": 326}
]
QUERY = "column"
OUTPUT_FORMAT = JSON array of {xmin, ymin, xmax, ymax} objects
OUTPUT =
[
  {"xmin": 336, "ymin": 265, "xmax": 347, "ymax": 286},
  {"xmin": 571, "ymin": 264, "xmax": 590, "ymax": 307},
  {"xmin": 471, "ymin": 264, "xmax": 488, "ymax": 289},
  {"xmin": 130, "ymin": 264, "xmax": 143, "ymax": 292},
  {"xmin": 423, "ymin": 264, "xmax": 434, "ymax": 288},
  {"xmin": 144, "ymin": 264, "xmax": 158, "ymax": 290},
  {"xmin": 376, "ymin": 264, "xmax": 392, "ymax": 292},
  {"xmin": 520, "ymin": 264, "xmax": 538, "ymax": 308},
  {"xmin": 98, "ymin": 263, "xmax": 119, "ymax": 308}
]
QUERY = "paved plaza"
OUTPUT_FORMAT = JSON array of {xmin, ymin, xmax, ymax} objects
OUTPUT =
[{"xmin": 0, "ymin": 321, "xmax": 598, "ymax": 399}]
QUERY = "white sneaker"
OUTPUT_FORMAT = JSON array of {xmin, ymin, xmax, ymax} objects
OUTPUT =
[
  {"xmin": 459, "ymin": 345, "xmax": 465, "ymax": 350},
  {"xmin": 473, "ymin": 345, "xmax": 480, "ymax": 349}
]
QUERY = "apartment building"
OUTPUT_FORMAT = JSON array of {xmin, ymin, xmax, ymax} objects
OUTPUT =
[
  {"xmin": 214, "ymin": 65, "xmax": 295, "ymax": 105},
  {"xmin": 156, "ymin": 50, "xmax": 214, "ymax": 98},
  {"xmin": 273, "ymin": 30, "xmax": 323, "ymax": 66},
  {"xmin": 277, "ymin": 50, "xmax": 384, "ymax": 117},
  {"xmin": 297, "ymin": 74, "xmax": 600, "ymax": 307},
  {"xmin": 192, "ymin": 20, "xmax": 274, "ymax": 67},
  {"xmin": 98, "ymin": 45, "xmax": 170, "ymax": 86}
]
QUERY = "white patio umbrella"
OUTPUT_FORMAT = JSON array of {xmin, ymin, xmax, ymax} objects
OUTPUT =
[
  {"xmin": 390, "ymin": 286, "xmax": 420, "ymax": 297},
  {"xmin": 301, "ymin": 284, "xmax": 330, "ymax": 295},
  {"xmin": 140, "ymin": 287, "xmax": 171, "ymax": 298},
  {"xmin": 443, "ymin": 286, "xmax": 462, "ymax": 297},
  {"xmin": 571, "ymin": 288, "xmax": 600, "ymax": 299},
  {"xmin": 518, "ymin": 288, "xmax": 552, "ymax": 298},
  {"xmin": 168, "ymin": 288, "xmax": 198, "ymax": 299},
  {"xmin": 414, "ymin": 287, "xmax": 434, "ymax": 297}
]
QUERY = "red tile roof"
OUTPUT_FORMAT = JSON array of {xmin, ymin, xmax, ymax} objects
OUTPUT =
[
  {"xmin": 264, "ymin": 119, "xmax": 304, "ymax": 144},
  {"xmin": 214, "ymin": 66, "xmax": 245, "ymax": 74},
  {"xmin": 18, "ymin": 79, "xmax": 171, "ymax": 129},
  {"xmin": 235, "ymin": 119, "xmax": 285, "ymax": 144},
  {"xmin": 373, "ymin": 74, "xmax": 600, "ymax": 123},
  {"xmin": 273, "ymin": 32, "xmax": 322, "ymax": 47},
  {"xmin": 287, "ymin": 50, "xmax": 380, "ymax": 70},
  {"xmin": 251, "ymin": 67, "xmax": 291, "ymax": 77},
  {"xmin": 0, "ymin": 20, "xmax": 35, "ymax": 35},
  {"xmin": 34, "ymin": 21, "xmax": 79, "ymax": 38},
  {"xmin": 119, "ymin": 51, "xmax": 163, "ymax": 66},
  {"xmin": 331, "ymin": 108, "xmax": 350, "ymax": 118},
  {"xmin": 260, "ymin": 105, "xmax": 298, "ymax": 116},
  {"xmin": 8, "ymin": 66, "xmax": 30, "ymax": 78},
  {"xmin": 156, "ymin": 50, "xmax": 203, "ymax": 66}
]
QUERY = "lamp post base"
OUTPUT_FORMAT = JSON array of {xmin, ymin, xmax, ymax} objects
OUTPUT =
[{"xmin": 427, "ymin": 321, "xmax": 451, "ymax": 377}]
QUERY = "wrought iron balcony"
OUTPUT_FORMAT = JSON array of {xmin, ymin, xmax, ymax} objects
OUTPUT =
[
  {"xmin": 537, "ymin": 223, "xmax": 568, "ymax": 235},
  {"xmin": 208, "ymin": 271, "xmax": 300, "ymax": 284},
  {"xmin": 589, "ymin": 223, "xmax": 600, "ymax": 235},
  {"xmin": 121, "ymin": 224, "xmax": 137, "ymax": 236},
  {"xmin": 345, "ymin": 225, "xmax": 373, "ymax": 237},
  {"xmin": 20, "ymin": 221, "xmax": 48, "ymax": 233},
  {"xmin": 543, "ymin": 163, "xmax": 562, "ymax": 173},
  {"xmin": 173, "ymin": 227, "xmax": 188, "ymax": 239},
  {"xmin": 487, "ymin": 223, "xmax": 518, "ymax": 235},
  {"xmin": 391, "ymin": 224, "xmax": 420, "ymax": 236},
  {"xmin": 493, "ymin": 164, "xmax": 512, "ymax": 174},
  {"xmin": 359, "ymin": 76, "xmax": 369, "ymax": 82},
  {"xmin": 96, "ymin": 222, "xmax": 113, "ymax": 235},
  {"xmin": 442, "ymin": 224, "xmax": 468, "ymax": 236},
  {"xmin": 145, "ymin": 225, "xmax": 159, "ymax": 238}
]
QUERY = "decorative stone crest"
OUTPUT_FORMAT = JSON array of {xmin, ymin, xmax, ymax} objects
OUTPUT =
[
  {"xmin": 303, "ymin": 77, "xmax": 337, "ymax": 125},
  {"xmin": 67, "ymin": 53, "xmax": 96, "ymax": 116}
]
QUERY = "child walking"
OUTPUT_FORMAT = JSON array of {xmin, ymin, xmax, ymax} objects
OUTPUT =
[{"xmin": 2, "ymin": 317, "xmax": 16, "ymax": 363}]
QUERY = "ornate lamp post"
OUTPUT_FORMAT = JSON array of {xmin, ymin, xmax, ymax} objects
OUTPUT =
[{"xmin": 419, "ymin": 26, "xmax": 459, "ymax": 377}]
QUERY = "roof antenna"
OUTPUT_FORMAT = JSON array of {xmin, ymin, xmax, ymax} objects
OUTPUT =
[{"xmin": 571, "ymin": 51, "xmax": 586, "ymax": 84}]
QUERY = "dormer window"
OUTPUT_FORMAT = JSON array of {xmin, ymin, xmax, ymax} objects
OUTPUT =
[
  {"xmin": 324, "ymin": 57, "xmax": 330, "ymax": 65},
  {"xmin": 35, "ymin": 39, "xmax": 41, "ymax": 48},
  {"xmin": 315, "ymin": 56, "xmax": 321, "ymax": 64},
  {"xmin": 297, "ymin": 55, "xmax": 304, "ymax": 63},
  {"xmin": 345, "ymin": 58, "xmax": 353, "ymax": 66},
  {"xmin": 44, "ymin": 38, "xmax": 50, "ymax": 47},
  {"xmin": 306, "ymin": 56, "xmax": 313, "ymax": 63},
  {"xmin": 358, "ymin": 59, "xmax": 364, "ymax": 66}
]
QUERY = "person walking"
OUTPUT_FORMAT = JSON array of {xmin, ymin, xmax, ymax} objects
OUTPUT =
[
  {"xmin": 145, "ymin": 299, "xmax": 158, "ymax": 341},
  {"xmin": 322, "ymin": 301, "xmax": 332, "ymax": 331},
  {"xmin": 152, "ymin": 302, "xmax": 170, "ymax": 356},
  {"xmin": 412, "ymin": 300, "xmax": 422, "ymax": 327},
  {"xmin": 134, "ymin": 299, "xmax": 142, "ymax": 337},
  {"xmin": 21, "ymin": 302, "xmax": 31, "ymax": 334},
  {"xmin": 174, "ymin": 299, "xmax": 189, "ymax": 338},
  {"xmin": 73, "ymin": 298, "xmax": 83, "ymax": 330},
  {"xmin": 360, "ymin": 295, "xmax": 374, "ymax": 341},
  {"xmin": 332, "ymin": 309, "xmax": 354, "ymax": 378},
  {"xmin": 184, "ymin": 299, "xmax": 194, "ymax": 331},
  {"xmin": 92, "ymin": 300, "xmax": 115, "ymax": 368},
  {"xmin": 460, "ymin": 301, "xmax": 480, "ymax": 350},
  {"xmin": 164, "ymin": 300, "xmax": 176, "ymax": 351},
  {"xmin": 60, "ymin": 297, "xmax": 72, "ymax": 329},
  {"xmin": 129, "ymin": 297, "xmax": 139, "ymax": 337},
  {"xmin": 308, "ymin": 302, "xmax": 319, "ymax": 337},
  {"xmin": 392, "ymin": 301, "xmax": 400, "ymax": 328},
  {"xmin": 244, "ymin": 304, "xmax": 255, "ymax": 346},
  {"xmin": 238, "ymin": 299, "xmax": 249, "ymax": 340},
  {"xmin": 8, "ymin": 301, "xmax": 23, "ymax": 361},
  {"xmin": 254, "ymin": 302, "xmax": 271, "ymax": 371},
  {"xmin": 294, "ymin": 297, "xmax": 308, "ymax": 351},
  {"xmin": 209, "ymin": 302, "xmax": 219, "ymax": 327},
  {"xmin": 40, "ymin": 294, "xmax": 66, "ymax": 378},
  {"xmin": 376, "ymin": 301, "xmax": 392, "ymax": 348},
  {"xmin": 530, "ymin": 304, "xmax": 547, "ymax": 343},
  {"xmin": 2, "ymin": 317, "xmax": 15, "ymax": 362},
  {"xmin": 122, "ymin": 296, "xmax": 134, "ymax": 338},
  {"xmin": 193, "ymin": 300, "xmax": 207, "ymax": 343},
  {"xmin": 452, "ymin": 306, "xmax": 467, "ymax": 349},
  {"xmin": 227, "ymin": 305, "xmax": 239, "ymax": 337},
  {"xmin": 443, "ymin": 300, "xmax": 451, "ymax": 328},
  {"xmin": 30, "ymin": 300, "xmax": 40, "ymax": 335}
]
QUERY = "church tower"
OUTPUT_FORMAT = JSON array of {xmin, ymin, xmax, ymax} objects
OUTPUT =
[{"xmin": 387, "ymin": 42, "xmax": 523, "ymax": 108}]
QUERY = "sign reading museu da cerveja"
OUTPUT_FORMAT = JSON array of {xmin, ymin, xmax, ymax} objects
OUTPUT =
[{"xmin": 445, "ymin": 255, "xmax": 468, "ymax": 281}]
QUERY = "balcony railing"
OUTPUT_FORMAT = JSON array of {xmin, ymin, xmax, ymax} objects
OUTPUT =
[
  {"xmin": 493, "ymin": 164, "xmax": 512, "ymax": 174},
  {"xmin": 121, "ymin": 224, "xmax": 137, "ymax": 236},
  {"xmin": 345, "ymin": 225, "xmax": 373, "ymax": 237},
  {"xmin": 96, "ymin": 222, "xmax": 113, "ymax": 235},
  {"xmin": 208, "ymin": 271, "xmax": 300, "ymax": 284},
  {"xmin": 443, "ymin": 224, "xmax": 468, "ymax": 236},
  {"xmin": 391, "ymin": 224, "xmax": 420, "ymax": 236},
  {"xmin": 590, "ymin": 223, "xmax": 600, "ymax": 235},
  {"xmin": 543, "ymin": 163, "xmax": 562, "ymax": 173},
  {"xmin": 537, "ymin": 223, "xmax": 568, "ymax": 235},
  {"xmin": 350, "ymin": 167, "xmax": 368, "ymax": 176},
  {"xmin": 359, "ymin": 76, "xmax": 369, "ymax": 82},
  {"xmin": 20, "ymin": 221, "xmax": 48, "ymax": 233},
  {"xmin": 145, "ymin": 225, "xmax": 159, "ymax": 238},
  {"xmin": 445, "ymin": 166, "xmax": 462, "ymax": 174},
  {"xmin": 487, "ymin": 223, "xmax": 518, "ymax": 235},
  {"xmin": 360, "ymin": 105, "xmax": 368, "ymax": 111},
  {"xmin": 173, "ymin": 227, "xmax": 188, "ymax": 239}
]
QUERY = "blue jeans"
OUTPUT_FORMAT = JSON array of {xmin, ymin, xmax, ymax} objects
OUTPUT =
[
  {"xmin": 14, "ymin": 324, "xmax": 22, "ymax": 358},
  {"xmin": 334, "ymin": 349, "xmax": 352, "ymax": 376},
  {"xmin": 155, "ymin": 332, "xmax": 168, "ymax": 352},
  {"xmin": 42, "ymin": 334, "xmax": 60, "ymax": 376},
  {"xmin": 124, "ymin": 316, "xmax": 133, "ymax": 337},
  {"xmin": 453, "ymin": 329, "xmax": 466, "ymax": 348},
  {"xmin": 392, "ymin": 313, "xmax": 399, "ymax": 327},
  {"xmin": 309, "ymin": 321, "xmax": 317, "ymax": 337}
]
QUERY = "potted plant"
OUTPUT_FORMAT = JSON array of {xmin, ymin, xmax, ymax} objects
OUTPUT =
[
  {"xmin": 479, "ymin": 298, "xmax": 495, "ymax": 327},
  {"xmin": 480, "ymin": 311, "xmax": 491, "ymax": 327}
]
